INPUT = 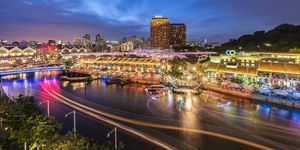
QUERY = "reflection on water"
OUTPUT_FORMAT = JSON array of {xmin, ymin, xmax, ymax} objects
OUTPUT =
[
  {"xmin": 2, "ymin": 72, "xmax": 300, "ymax": 128},
  {"xmin": 2, "ymin": 71, "xmax": 300, "ymax": 149}
]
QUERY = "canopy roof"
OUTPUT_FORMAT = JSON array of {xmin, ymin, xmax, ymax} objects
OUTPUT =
[
  {"xmin": 96, "ymin": 58, "xmax": 160, "ymax": 66},
  {"xmin": 207, "ymin": 63, "xmax": 257, "ymax": 76},
  {"xmin": 208, "ymin": 62, "xmax": 300, "ymax": 75}
]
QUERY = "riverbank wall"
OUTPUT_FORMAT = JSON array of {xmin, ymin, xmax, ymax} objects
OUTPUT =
[{"xmin": 202, "ymin": 85, "xmax": 300, "ymax": 109}]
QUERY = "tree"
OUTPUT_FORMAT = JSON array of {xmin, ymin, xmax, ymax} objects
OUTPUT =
[
  {"xmin": 11, "ymin": 115, "xmax": 62, "ymax": 149},
  {"xmin": 168, "ymin": 58, "xmax": 188, "ymax": 79},
  {"xmin": 64, "ymin": 60, "xmax": 74, "ymax": 68},
  {"xmin": 222, "ymin": 24, "xmax": 300, "ymax": 52},
  {"xmin": 289, "ymin": 47, "xmax": 300, "ymax": 53},
  {"xmin": 0, "ymin": 95, "xmax": 61, "ymax": 149},
  {"xmin": 49, "ymin": 132, "xmax": 100, "ymax": 150},
  {"xmin": 13, "ymin": 95, "xmax": 43, "ymax": 117},
  {"xmin": 0, "ymin": 95, "xmax": 43, "ymax": 130},
  {"xmin": 100, "ymin": 141, "xmax": 125, "ymax": 150},
  {"xmin": 231, "ymin": 76, "xmax": 245, "ymax": 84}
]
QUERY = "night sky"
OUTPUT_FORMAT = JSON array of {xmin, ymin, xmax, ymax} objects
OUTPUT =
[{"xmin": 0, "ymin": 0, "xmax": 299, "ymax": 43}]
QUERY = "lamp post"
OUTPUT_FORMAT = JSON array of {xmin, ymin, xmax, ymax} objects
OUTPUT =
[
  {"xmin": 0, "ymin": 77, "xmax": 3, "ymax": 96},
  {"xmin": 39, "ymin": 100, "xmax": 50, "ymax": 116},
  {"xmin": 84, "ymin": 78, "xmax": 87, "ymax": 95},
  {"xmin": 65, "ymin": 110, "xmax": 76, "ymax": 133},
  {"xmin": 107, "ymin": 127, "xmax": 117, "ymax": 150},
  {"xmin": 24, "ymin": 142, "xmax": 27, "ymax": 150}
]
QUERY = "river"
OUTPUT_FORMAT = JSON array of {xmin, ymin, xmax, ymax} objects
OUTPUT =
[{"xmin": 2, "ymin": 71, "xmax": 300, "ymax": 150}]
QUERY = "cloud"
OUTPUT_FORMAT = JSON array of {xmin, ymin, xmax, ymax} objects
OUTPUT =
[{"xmin": 0, "ymin": 0, "xmax": 299, "ymax": 42}]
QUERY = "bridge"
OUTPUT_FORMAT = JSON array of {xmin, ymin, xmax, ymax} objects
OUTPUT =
[{"xmin": 0, "ymin": 66, "xmax": 63, "ymax": 76}]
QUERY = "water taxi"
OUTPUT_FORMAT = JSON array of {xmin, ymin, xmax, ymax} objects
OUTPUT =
[{"xmin": 145, "ymin": 84, "xmax": 165, "ymax": 92}]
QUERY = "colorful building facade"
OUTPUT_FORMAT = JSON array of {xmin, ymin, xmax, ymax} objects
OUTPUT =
[
  {"xmin": 207, "ymin": 52, "xmax": 300, "ymax": 89},
  {"xmin": 0, "ymin": 46, "xmax": 37, "ymax": 70}
]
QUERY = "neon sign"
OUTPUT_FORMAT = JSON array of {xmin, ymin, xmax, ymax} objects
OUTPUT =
[{"xmin": 225, "ymin": 50, "xmax": 236, "ymax": 56}]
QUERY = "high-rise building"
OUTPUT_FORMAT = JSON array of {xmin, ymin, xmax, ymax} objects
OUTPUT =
[
  {"xmin": 82, "ymin": 34, "xmax": 91, "ymax": 48},
  {"xmin": 95, "ymin": 34, "xmax": 105, "ymax": 51},
  {"xmin": 120, "ymin": 41, "xmax": 134, "ymax": 52},
  {"xmin": 170, "ymin": 23, "xmax": 186, "ymax": 47},
  {"xmin": 128, "ymin": 36, "xmax": 144, "ymax": 49},
  {"xmin": 48, "ymin": 40, "xmax": 56, "ymax": 45},
  {"xmin": 150, "ymin": 16, "xmax": 170, "ymax": 49},
  {"xmin": 73, "ymin": 36, "xmax": 82, "ymax": 47}
]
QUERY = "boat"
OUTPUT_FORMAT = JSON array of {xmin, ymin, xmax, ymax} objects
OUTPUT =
[
  {"xmin": 151, "ymin": 88, "xmax": 168, "ymax": 98},
  {"xmin": 2, "ymin": 75, "xmax": 19, "ymax": 80},
  {"xmin": 68, "ymin": 77, "xmax": 90, "ymax": 82},
  {"xmin": 273, "ymin": 89, "xmax": 289, "ymax": 97},
  {"xmin": 60, "ymin": 76, "xmax": 68, "ymax": 81},
  {"xmin": 292, "ymin": 93, "xmax": 300, "ymax": 99},
  {"xmin": 60, "ymin": 76, "xmax": 90, "ymax": 82},
  {"xmin": 145, "ymin": 84, "xmax": 165, "ymax": 92},
  {"xmin": 258, "ymin": 86, "xmax": 272, "ymax": 95},
  {"xmin": 105, "ymin": 78, "xmax": 128, "ymax": 85}
]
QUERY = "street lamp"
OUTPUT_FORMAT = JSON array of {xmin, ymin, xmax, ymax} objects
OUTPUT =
[
  {"xmin": 0, "ymin": 77, "xmax": 3, "ymax": 96},
  {"xmin": 24, "ymin": 142, "xmax": 27, "ymax": 150},
  {"xmin": 39, "ymin": 100, "xmax": 50, "ymax": 116},
  {"xmin": 65, "ymin": 110, "xmax": 76, "ymax": 133},
  {"xmin": 107, "ymin": 127, "xmax": 117, "ymax": 150}
]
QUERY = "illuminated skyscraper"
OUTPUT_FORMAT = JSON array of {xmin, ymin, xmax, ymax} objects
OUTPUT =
[
  {"xmin": 95, "ymin": 34, "xmax": 105, "ymax": 51},
  {"xmin": 150, "ymin": 16, "xmax": 170, "ymax": 49},
  {"xmin": 73, "ymin": 36, "xmax": 82, "ymax": 47},
  {"xmin": 83, "ymin": 34, "xmax": 91, "ymax": 48},
  {"xmin": 170, "ymin": 23, "xmax": 186, "ymax": 47}
]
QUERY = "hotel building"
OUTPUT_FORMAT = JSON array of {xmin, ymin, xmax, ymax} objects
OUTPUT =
[
  {"xmin": 150, "ymin": 16, "xmax": 170, "ymax": 49},
  {"xmin": 170, "ymin": 23, "xmax": 186, "ymax": 47}
]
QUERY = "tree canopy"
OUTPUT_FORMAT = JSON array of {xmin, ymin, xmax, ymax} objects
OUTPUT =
[
  {"xmin": 222, "ymin": 24, "xmax": 300, "ymax": 52},
  {"xmin": 0, "ymin": 95, "xmax": 122, "ymax": 150}
]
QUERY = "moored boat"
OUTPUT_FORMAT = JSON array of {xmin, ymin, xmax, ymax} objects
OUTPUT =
[{"xmin": 145, "ymin": 84, "xmax": 165, "ymax": 92}]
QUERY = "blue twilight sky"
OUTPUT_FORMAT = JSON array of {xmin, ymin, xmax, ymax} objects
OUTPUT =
[{"xmin": 0, "ymin": 0, "xmax": 299, "ymax": 43}]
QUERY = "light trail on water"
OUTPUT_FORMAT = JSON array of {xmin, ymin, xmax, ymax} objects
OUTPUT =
[
  {"xmin": 40, "ymin": 80, "xmax": 176, "ymax": 150},
  {"xmin": 41, "ymin": 80, "xmax": 273, "ymax": 150}
]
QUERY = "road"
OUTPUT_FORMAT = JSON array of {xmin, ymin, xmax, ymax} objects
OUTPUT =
[{"xmin": 2, "ymin": 72, "xmax": 300, "ymax": 150}]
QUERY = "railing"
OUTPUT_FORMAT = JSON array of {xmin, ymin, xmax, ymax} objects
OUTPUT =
[{"xmin": 0, "ymin": 66, "xmax": 63, "ymax": 76}]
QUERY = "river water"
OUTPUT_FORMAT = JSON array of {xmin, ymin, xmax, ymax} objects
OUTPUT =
[{"xmin": 2, "ymin": 71, "xmax": 300, "ymax": 150}]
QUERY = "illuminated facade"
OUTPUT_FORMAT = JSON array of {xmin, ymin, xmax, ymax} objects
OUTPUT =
[
  {"xmin": 207, "ymin": 52, "xmax": 300, "ymax": 89},
  {"xmin": 120, "ymin": 41, "xmax": 134, "ymax": 52},
  {"xmin": 0, "ymin": 46, "xmax": 37, "ymax": 70},
  {"xmin": 150, "ymin": 16, "xmax": 170, "ymax": 49},
  {"xmin": 170, "ymin": 23, "xmax": 186, "ymax": 47},
  {"xmin": 80, "ymin": 57, "xmax": 162, "ymax": 73},
  {"xmin": 60, "ymin": 47, "xmax": 91, "ymax": 54},
  {"xmin": 79, "ymin": 56, "xmax": 163, "ymax": 84}
]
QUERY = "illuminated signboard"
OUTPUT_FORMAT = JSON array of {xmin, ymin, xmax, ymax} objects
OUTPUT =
[{"xmin": 225, "ymin": 50, "xmax": 236, "ymax": 56}]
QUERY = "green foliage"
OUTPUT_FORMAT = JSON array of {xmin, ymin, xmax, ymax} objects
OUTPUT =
[
  {"xmin": 231, "ymin": 76, "xmax": 245, "ymax": 84},
  {"xmin": 100, "ymin": 141, "xmax": 125, "ymax": 150},
  {"xmin": 49, "ymin": 132, "xmax": 99, "ymax": 150},
  {"xmin": 0, "ymin": 95, "xmax": 43, "ymax": 131},
  {"xmin": 13, "ymin": 95, "xmax": 43, "ymax": 117},
  {"xmin": 0, "ymin": 95, "xmax": 124, "ymax": 150},
  {"xmin": 288, "ymin": 47, "xmax": 300, "ymax": 53},
  {"xmin": 168, "ymin": 58, "xmax": 188, "ymax": 79},
  {"xmin": 101, "ymin": 67, "xmax": 108, "ymax": 71},
  {"xmin": 0, "ymin": 127, "xmax": 17, "ymax": 150},
  {"xmin": 12, "ymin": 116, "xmax": 61, "ymax": 149},
  {"xmin": 64, "ymin": 60, "xmax": 74, "ymax": 67},
  {"xmin": 0, "ymin": 95, "xmax": 61, "ymax": 149},
  {"xmin": 222, "ymin": 24, "xmax": 300, "ymax": 52}
]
